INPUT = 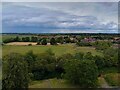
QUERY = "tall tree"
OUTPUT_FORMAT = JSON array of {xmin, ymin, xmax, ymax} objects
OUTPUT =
[
  {"xmin": 64, "ymin": 59, "xmax": 98, "ymax": 87},
  {"xmin": 31, "ymin": 37, "xmax": 38, "ymax": 42},
  {"xmin": 2, "ymin": 53, "xmax": 29, "ymax": 89},
  {"xmin": 50, "ymin": 38, "xmax": 57, "ymax": 45},
  {"xmin": 41, "ymin": 38, "xmax": 47, "ymax": 45},
  {"xmin": 14, "ymin": 36, "xmax": 20, "ymax": 42}
]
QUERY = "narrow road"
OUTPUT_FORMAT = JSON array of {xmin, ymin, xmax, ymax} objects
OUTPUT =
[{"xmin": 45, "ymin": 80, "xmax": 52, "ymax": 88}]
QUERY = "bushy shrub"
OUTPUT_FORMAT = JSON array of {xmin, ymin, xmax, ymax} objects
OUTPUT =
[
  {"xmin": 2, "ymin": 53, "xmax": 29, "ymax": 89},
  {"xmin": 50, "ymin": 38, "xmax": 57, "ymax": 45},
  {"xmin": 64, "ymin": 59, "xmax": 98, "ymax": 87},
  {"xmin": 41, "ymin": 38, "xmax": 47, "ymax": 45}
]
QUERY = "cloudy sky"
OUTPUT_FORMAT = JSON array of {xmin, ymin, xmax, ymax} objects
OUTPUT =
[{"xmin": 2, "ymin": 2, "xmax": 118, "ymax": 33}]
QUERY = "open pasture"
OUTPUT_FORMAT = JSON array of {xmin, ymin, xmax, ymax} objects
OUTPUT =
[{"xmin": 2, "ymin": 43, "xmax": 102, "ymax": 56}]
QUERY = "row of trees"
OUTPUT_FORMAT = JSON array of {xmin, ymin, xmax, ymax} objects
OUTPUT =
[
  {"xmin": 3, "ymin": 35, "xmax": 119, "ymax": 46},
  {"xmin": 2, "ymin": 47, "xmax": 118, "ymax": 89},
  {"xmin": 3, "ymin": 36, "xmax": 74, "ymax": 45},
  {"xmin": 76, "ymin": 40, "xmax": 113, "ymax": 51}
]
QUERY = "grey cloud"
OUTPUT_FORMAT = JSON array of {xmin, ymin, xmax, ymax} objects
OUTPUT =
[{"xmin": 2, "ymin": 2, "xmax": 118, "ymax": 33}]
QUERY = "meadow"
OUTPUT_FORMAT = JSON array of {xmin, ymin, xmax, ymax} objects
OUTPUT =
[
  {"xmin": 2, "ymin": 43, "xmax": 102, "ymax": 57},
  {"xmin": 29, "ymin": 78, "xmax": 80, "ymax": 88},
  {"xmin": 104, "ymin": 73, "xmax": 120, "ymax": 86}
]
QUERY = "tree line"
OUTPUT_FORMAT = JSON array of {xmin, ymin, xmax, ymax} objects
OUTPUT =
[
  {"xmin": 3, "ymin": 35, "xmax": 119, "ymax": 46},
  {"xmin": 3, "ymin": 36, "xmax": 74, "ymax": 45}
]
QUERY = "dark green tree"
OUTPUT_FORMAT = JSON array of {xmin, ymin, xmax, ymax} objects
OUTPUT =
[
  {"xmin": 74, "ymin": 52, "xmax": 84, "ymax": 60},
  {"xmin": 41, "ymin": 38, "xmax": 47, "ymax": 45},
  {"xmin": 24, "ymin": 50, "xmax": 36, "ymax": 72},
  {"xmin": 2, "ymin": 53, "xmax": 29, "ymax": 89},
  {"xmin": 14, "ymin": 36, "xmax": 20, "ymax": 42},
  {"xmin": 32, "ymin": 49, "xmax": 56, "ymax": 80},
  {"xmin": 31, "ymin": 37, "xmax": 38, "ymax": 42},
  {"xmin": 64, "ymin": 59, "xmax": 98, "ymax": 87},
  {"xmin": 56, "ymin": 37, "xmax": 64, "ymax": 44},
  {"xmin": 103, "ymin": 47, "xmax": 118, "ymax": 67},
  {"xmin": 94, "ymin": 55, "xmax": 105, "ymax": 69},
  {"xmin": 65, "ymin": 37, "xmax": 71, "ymax": 43},
  {"xmin": 50, "ymin": 38, "xmax": 57, "ymax": 45},
  {"xmin": 84, "ymin": 52, "xmax": 93, "ymax": 60},
  {"xmin": 93, "ymin": 41, "xmax": 112, "ymax": 50},
  {"xmin": 22, "ymin": 37, "xmax": 30, "ymax": 42}
]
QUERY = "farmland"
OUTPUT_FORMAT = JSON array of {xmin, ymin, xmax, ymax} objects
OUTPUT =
[{"xmin": 2, "ymin": 33, "xmax": 119, "ymax": 88}]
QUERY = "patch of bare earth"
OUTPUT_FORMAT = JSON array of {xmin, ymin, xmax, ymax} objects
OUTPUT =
[
  {"xmin": 5, "ymin": 42, "xmax": 61, "ymax": 46},
  {"xmin": 6, "ymin": 42, "xmax": 37, "ymax": 46}
]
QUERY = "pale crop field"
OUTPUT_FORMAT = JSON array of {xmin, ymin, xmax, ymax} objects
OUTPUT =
[{"xmin": 5, "ymin": 42, "xmax": 37, "ymax": 45}]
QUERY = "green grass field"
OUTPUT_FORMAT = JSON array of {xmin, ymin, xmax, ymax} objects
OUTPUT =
[
  {"xmin": 29, "ymin": 78, "xmax": 80, "ymax": 88},
  {"xmin": 2, "ymin": 44, "xmax": 102, "ymax": 57},
  {"xmin": 0, "ymin": 35, "xmax": 2, "ymax": 43},
  {"xmin": 104, "ymin": 73, "xmax": 120, "ymax": 86},
  {"xmin": 2, "ymin": 34, "xmax": 34, "ymax": 41}
]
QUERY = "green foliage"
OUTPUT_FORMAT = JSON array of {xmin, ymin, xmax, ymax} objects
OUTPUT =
[
  {"xmin": 14, "ymin": 36, "xmax": 20, "ymax": 42},
  {"xmin": 103, "ymin": 47, "xmax": 117, "ymax": 57},
  {"xmin": 45, "ymin": 48, "xmax": 55, "ymax": 56},
  {"xmin": 103, "ymin": 47, "xmax": 118, "ymax": 67},
  {"xmin": 76, "ymin": 41, "xmax": 92, "ymax": 46},
  {"xmin": 2, "ymin": 45, "xmax": 118, "ymax": 88},
  {"xmin": 56, "ymin": 37, "xmax": 64, "ymax": 44},
  {"xmin": 64, "ymin": 37, "xmax": 71, "ymax": 43},
  {"xmin": 22, "ymin": 37, "xmax": 30, "ymax": 42},
  {"xmin": 24, "ymin": 50, "xmax": 36, "ymax": 72},
  {"xmin": 64, "ymin": 59, "xmax": 98, "ymax": 87},
  {"xmin": 32, "ymin": 49, "xmax": 56, "ymax": 80},
  {"xmin": 74, "ymin": 52, "xmax": 84, "ymax": 60},
  {"xmin": 94, "ymin": 55, "xmax": 105, "ymax": 69},
  {"xmin": 2, "ymin": 53, "xmax": 29, "ymax": 89},
  {"xmin": 31, "ymin": 37, "xmax": 38, "ymax": 42},
  {"xmin": 93, "ymin": 41, "xmax": 112, "ymax": 50},
  {"xmin": 41, "ymin": 38, "xmax": 47, "ymax": 45},
  {"xmin": 3, "ymin": 38, "xmax": 15, "ymax": 43},
  {"xmin": 104, "ymin": 73, "xmax": 120, "ymax": 86},
  {"xmin": 50, "ymin": 38, "xmax": 57, "ymax": 45},
  {"xmin": 84, "ymin": 52, "xmax": 93, "ymax": 60},
  {"xmin": 100, "ymin": 67, "xmax": 118, "ymax": 74},
  {"xmin": 59, "ymin": 53, "xmax": 73, "ymax": 60}
]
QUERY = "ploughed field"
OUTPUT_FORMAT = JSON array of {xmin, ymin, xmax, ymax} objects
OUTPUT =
[{"xmin": 2, "ymin": 43, "xmax": 102, "ymax": 56}]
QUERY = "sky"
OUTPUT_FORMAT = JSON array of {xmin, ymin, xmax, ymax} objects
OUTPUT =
[
  {"xmin": 2, "ymin": 1, "xmax": 119, "ymax": 33},
  {"xmin": 1, "ymin": 0, "xmax": 120, "ymax": 2}
]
